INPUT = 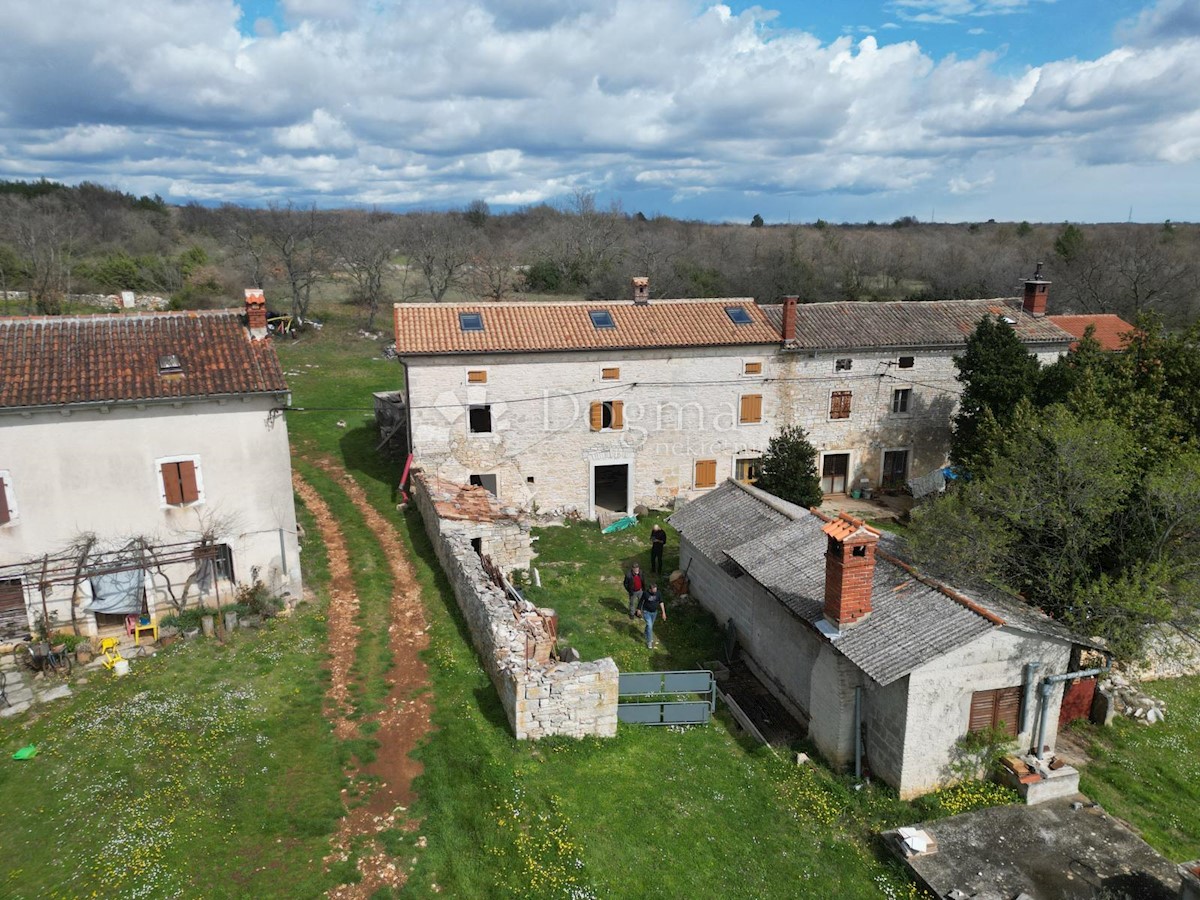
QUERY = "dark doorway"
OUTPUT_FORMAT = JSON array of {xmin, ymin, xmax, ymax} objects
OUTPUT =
[
  {"xmin": 821, "ymin": 453, "xmax": 849, "ymax": 494},
  {"xmin": 593, "ymin": 464, "xmax": 629, "ymax": 514},
  {"xmin": 881, "ymin": 450, "xmax": 909, "ymax": 490}
]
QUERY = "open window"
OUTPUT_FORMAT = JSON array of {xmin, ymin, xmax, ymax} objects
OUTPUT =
[
  {"xmin": 0, "ymin": 471, "xmax": 16, "ymax": 525},
  {"xmin": 589, "ymin": 400, "xmax": 624, "ymax": 431},
  {"xmin": 468, "ymin": 405, "xmax": 493, "ymax": 433}
]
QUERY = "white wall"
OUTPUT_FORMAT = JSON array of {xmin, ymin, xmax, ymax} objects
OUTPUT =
[{"xmin": 0, "ymin": 397, "xmax": 301, "ymax": 635}]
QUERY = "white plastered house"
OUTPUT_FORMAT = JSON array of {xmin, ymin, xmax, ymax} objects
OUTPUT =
[
  {"xmin": 0, "ymin": 291, "xmax": 301, "ymax": 641},
  {"xmin": 670, "ymin": 479, "xmax": 1105, "ymax": 799}
]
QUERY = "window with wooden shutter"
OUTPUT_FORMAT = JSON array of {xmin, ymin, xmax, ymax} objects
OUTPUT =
[
  {"xmin": 968, "ymin": 687, "xmax": 1022, "ymax": 738},
  {"xmin": 589, "ymin": 402, "xmax": 603, "ymax": 431},
  {"xmin": 160, "ymin": 459, "xmax": 201, "ymax": 506},
  {"xmin": 743, "ymin": 361, "xmax": 762, "ymax": 376},
  {"xmin": 694, "ymin": 459, "xmax": 717, "ymax": 488},
  {"xmin": 591, "ymin": 401, "xmax": 623, "ymax": 430},
  {"xmin": 739, "ymin": 394, "xmax": 763, "ymax": 424},
  {"xmin": 601, "ymin": 367, "xmax": 620, "ymax": 380},
  {"xmin": 830, "ymin": 391, "xmax": 852, "ymax": 420},
  {"xmin": 0, "ymin": 475, "xmax": 10, "ymax": 525},
  {"xmin": 610, "ymin": 401, "xmax": 623, "ymax": 430},
  {"xmin": 467, "ymin": 369, "xmax": 487, "ymax": 384}
]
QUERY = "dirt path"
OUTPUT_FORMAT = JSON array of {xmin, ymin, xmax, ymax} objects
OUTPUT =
[{"xmin": 294, "ymin": 463, "xmax": 433, "ymax": 898}]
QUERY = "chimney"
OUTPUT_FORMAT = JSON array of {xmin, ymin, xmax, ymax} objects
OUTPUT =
[
  {"xmin": 822, "ymin": 513, "xmax": 880, "ymax": 629},
  {"xmin": 782, "ymin": 295, "xmax": 798, "ymax": 342},
  {"xmin": 245, "ymin": 288, "xmax": 268, "ymax": 339},
  {"xmin": 631, "ymin": 276, "xmax": 650, "ymax": 305},
  {"xmin": 1022, "ymin": 261, "xmax": 1050, "ymax": 317}
]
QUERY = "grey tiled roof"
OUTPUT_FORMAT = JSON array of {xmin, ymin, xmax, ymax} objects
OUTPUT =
[
  {"xmin": 674, "ymin": 480, "xmax": 1089, "ymax": 686},
  {"xmin": 760, "ymin": 298, "xmax": 1075, "ymax": 351}
]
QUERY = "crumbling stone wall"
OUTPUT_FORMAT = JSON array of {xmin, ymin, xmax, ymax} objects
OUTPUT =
[{"xmin": 411, "ymin": 472, "xmax": 618, "ymax": 739}]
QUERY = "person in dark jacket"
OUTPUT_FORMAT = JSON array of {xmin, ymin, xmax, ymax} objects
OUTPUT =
[
  {"xmin": 623, "ymin": 564, "xmax": 645, "ymax": 618},
  {"xmin": 650, "ymin": 525, "xmax": 667, "ymax": 574},
  {"xmin": 637, "ymin": 584, "xmax": 666, "ymax": 649}
]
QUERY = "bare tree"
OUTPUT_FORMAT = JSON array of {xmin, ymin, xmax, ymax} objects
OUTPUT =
[
  {"xmin": 260, "ymin": 202, "xmax": 330, "ymax": 321},
  {"xmin": 405, "ymin": 212, "xmax": 477, "ymax": 301},
  {"xmin": 2, "ymin": 194, "xmax": 86, "ymax": 313},
  {"xmin": 333, "ymin": 210, "xmax": 408, "ymax": 329}
]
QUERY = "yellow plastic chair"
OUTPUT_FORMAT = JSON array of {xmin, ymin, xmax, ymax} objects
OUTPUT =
[{"xmin": 99, "ymin": 638, "xmax": 125, "ymax": 670}]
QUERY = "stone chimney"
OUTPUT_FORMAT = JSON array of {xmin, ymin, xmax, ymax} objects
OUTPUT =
[
  {"xmin": 1022, "ymin": 262, "xmax": 1051, "ymax": 317},
  {"xmin": 631, "ymin": 276, "xmax": 650, "ymax": 305},
  {"xmin": 782, "ymin": 295, "xmax": 798, "ymax": 342},
  {"xmin": 822, "ymin": 513, "xmax": 880, "ymax": 629},
  {"xmin": 245, "ymin": 288, "xmax": 268, "ymax": 339}
]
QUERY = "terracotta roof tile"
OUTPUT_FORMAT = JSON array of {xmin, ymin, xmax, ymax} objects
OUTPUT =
[
  {"xmin": 393, "ymin": 298, "xmax": 781, "ymax": 355},
  {"xmin": 760, "ymin": 298, "xmax": 1076, "ymax": 350},
  {"xmin": 0, "ymin": 310, "xmax": 288, "ymax": 409},
  {"xmin": 1046, "ymin": 314, "xmax": 1133, "ymax": 352},
  {"xmin": 421, "ymin": 476, "xmax": 517, "ymax": 523}
]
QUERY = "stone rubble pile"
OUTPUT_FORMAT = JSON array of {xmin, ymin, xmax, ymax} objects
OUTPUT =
[{"xmin": 1097, "ymin": 672, "xmax": 1167, "ymax": 725}]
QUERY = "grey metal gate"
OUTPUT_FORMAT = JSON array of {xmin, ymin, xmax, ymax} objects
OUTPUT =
[{"xmin": 617, "ymin": 670, "xmax": 716, "ymax": 725}]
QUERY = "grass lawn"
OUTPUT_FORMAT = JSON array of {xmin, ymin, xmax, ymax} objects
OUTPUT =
[{"xmin": 1076, "ymin": 675, "xmax": 1200, "ymax": 862}]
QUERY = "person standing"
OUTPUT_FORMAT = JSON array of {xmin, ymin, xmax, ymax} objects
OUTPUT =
[
  {"xmin": 623, "ymin": 563, "xmax": 645, "ymax": 618},
  {"xmin": 650, "ymin": 524, "xmax": 667, "ymax": 575},
  {"xmin": 638, "ymin": 584, "xmax": 666, "ymax": 649}
]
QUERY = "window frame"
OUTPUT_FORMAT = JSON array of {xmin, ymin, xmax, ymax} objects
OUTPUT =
[
  {"xmin": 829, "ymin": 390, "xmax": 852, "ymax": 420},
  {"xmin": 739, "ymin": 393, "xmax": 764, "ymax": 425},
  {"xmin": 468, "ymin": 404, "xmax": 494, "ymax": 434},
  {"xmin": 588, "ymin": 309, "xmax": 616, "ymax": 329},
  {"xmin": 0, "ymin": 470, "xmax": 18, "ymax": 525},
  {"xmin": 694, "ymin": 458, "xmax": 718, "ymax": 489},
  {"xmin": 466, "ymin": 368, "xmax": 488, "ymax": 384},
  {"xmin": 156, "ymin": 455, "xmax": 204, "ymax": 508},
  {"xmin": 589, "ymin": 400, "xmax": 625, "ymax": 431},
  {"xmin": 724, "ymin": 306, "xmax": 753, "ymax": 325},
  {"xmin": 458, "ymin": 312, "xmax": 484, "ymax": 332},
  {"xmin": 898, "ymin": 356, "xmax": 915, "ymax": 369},
  {"xmin": 734, "ymin": 456, "xmax": 761, "ymax": 484},
  {"xmin": 835, "ymin": 358, "xmax": 853, "ymax": 372},
  {"xmin": 742, "ymin": 360, "xmax": 763, "ymax": 376},
  {"xmin": 968, "ymin": 687, "xmax": 1022, "ymax": 738},
  {"xmin": 600, "ymin": 366, "xmax": 621, "ymax": 381},
  {"xmin": 891, "ymin": 387, "xmax": 912, "ymax": 415}
]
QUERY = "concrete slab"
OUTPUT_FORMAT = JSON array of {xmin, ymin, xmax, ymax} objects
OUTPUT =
[{"xmin": 889, "ymin": 799, "xmax": 1182, "ymax": 900}]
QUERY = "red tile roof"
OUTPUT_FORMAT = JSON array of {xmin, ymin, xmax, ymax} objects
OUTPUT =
[
  {"xmin": 1046, "ymin": 314, "xmax": 1133, "ymax": 351},
  {"xmin": 0, "ymin": 310, "xmax": 288, "ymax": 409},
  {"xmin": 393, "ymin": 298, "xmax": 781, "ymax": 355}
]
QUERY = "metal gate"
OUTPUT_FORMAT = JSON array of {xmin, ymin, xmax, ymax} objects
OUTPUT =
[{"xmin": 617, "ymin": 670, "xmax": 716, "ymax": 725}]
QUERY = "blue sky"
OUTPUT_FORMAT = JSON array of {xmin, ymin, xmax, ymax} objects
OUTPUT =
[{"xmin": 2, "ymin": 0, "xmax": 1199, "ymax": 223}]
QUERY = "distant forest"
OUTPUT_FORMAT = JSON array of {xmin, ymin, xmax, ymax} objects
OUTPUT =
[{"xmin": 1, "ymin": 179, "xmax": 1196, "ymax": 330}]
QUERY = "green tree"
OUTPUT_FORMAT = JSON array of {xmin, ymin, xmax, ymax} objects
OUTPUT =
[
  {"xmin": 756, "ymin": 425, "xmax": 823, "ymax": 508},
  {"xmin": 750, "ymin": 213, "xmax": 765, "ymax": 228},
  {"xmin": 950, "ymin": 316, "xmax": 1042, "ymax": 471},
  {"xmin": 1054, "ymin": 223, "xmax": 1086, "ymax": 263}
]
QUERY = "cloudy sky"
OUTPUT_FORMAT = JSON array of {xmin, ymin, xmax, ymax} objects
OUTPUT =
[{"xmin": 2, "ymin": 0, "xmax": 1199, "ymax": 223}]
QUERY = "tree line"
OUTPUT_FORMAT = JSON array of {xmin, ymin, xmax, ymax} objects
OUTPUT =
[{"xmin": 1, "ymin": 180, "xmax": 1198, "ymax": 329}]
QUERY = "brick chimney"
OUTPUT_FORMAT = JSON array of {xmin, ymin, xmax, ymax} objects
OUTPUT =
[
  {"xmin": 245, "ymin": 288, "xmax": 268, "ymax": 339},
  {"xmin": 782, "ymin": 295, "xmax": 798, "ymax": 342},
  {"xmin": 822, "ymin": 513, "xmax": 880, "ymax": 629},
  {"xmin": 1022, "ymin": 262, "xmax": 1050, "ymax": 317},
  {"xmin": 631, "ymin": 276, "xmax": 650, "ymax": 305}
]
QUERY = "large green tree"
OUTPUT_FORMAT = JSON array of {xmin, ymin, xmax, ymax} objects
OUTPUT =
[
  {"xmin": 950, "ymin": 316, "xmax": 1043, "ymax": 472},
  {"xmin": 757, "ymin": 425, "xmax": 823, "ymax": 508}
]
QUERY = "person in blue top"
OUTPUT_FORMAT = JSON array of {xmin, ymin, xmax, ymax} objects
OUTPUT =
[{"xmin": 637, "ymin": 584, "xmax": 666, "ymax": 650}]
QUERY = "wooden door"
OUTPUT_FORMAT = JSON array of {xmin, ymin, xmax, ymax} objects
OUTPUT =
[{"xmin": 821, "ymin": 454, "xmax": 849, "ymax": 494}]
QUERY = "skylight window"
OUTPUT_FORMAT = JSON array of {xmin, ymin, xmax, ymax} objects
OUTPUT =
[
  {"xmin": 157, "ymin": 354, "xmax": 183, "ymax": 375},
  {"xmin": 589, "ymin": 310, "xmax": 616, "ymax": 329},
  {"xmin": 459, "ymin": 312, "xmax": 484, "ymax": 332},
  {"xmin": 725, "ymin": 306, "xmax": 753, "ymax": 325}
]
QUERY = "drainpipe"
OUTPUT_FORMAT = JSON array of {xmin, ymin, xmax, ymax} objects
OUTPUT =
[
  {"xmin": 1021, "ymin": 662, "xmax": 1040, "ymax": 734},
  {"xmin": 854, "ymin": 686, "xmax": 863, "ymax": 779},
  {"xmin": 1034, "ymin": 651, "xmax": 1114, "ymax": 760}
]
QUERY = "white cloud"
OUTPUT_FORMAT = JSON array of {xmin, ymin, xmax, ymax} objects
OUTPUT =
[{"xmin": 0, "ymin": 0, "xmax": 1195, "ymax": 220}]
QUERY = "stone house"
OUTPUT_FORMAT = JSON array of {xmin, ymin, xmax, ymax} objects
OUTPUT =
[
  {"xmin": 670, "ymin": 479, "xmax": 1101, "ymax": 798},
  {"xmin": 393, "ymin": 274, "xmax": 1099, "ymax": 516},
  {"xmin": 0, "ymin": 291, "xmax": 302, "ymax": 640}
]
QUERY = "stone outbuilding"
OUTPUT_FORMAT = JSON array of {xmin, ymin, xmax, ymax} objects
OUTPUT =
[{"xmin": 670, "ymin": 479, "xmax": 1103, "ymax": 798}]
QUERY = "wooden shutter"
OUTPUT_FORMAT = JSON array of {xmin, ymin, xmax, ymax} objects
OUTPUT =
[
  {"xmin": 467, "ymin": 370, "xmax": 487, "ymax": 384},
  {"xmin": 161, "ymin": 462, "xmax": 184, "ymax": 505},
  {"xmin": 740, "ymin": 394, "xmax": 762, "ymax": 424},
  {"xmin": 694, "ymin": 459, "xmax": 717, "ymax": 488},
  {"xmin": 830, "ymin": 391, "xmax": 852, "ymax": 419},
  {"xmin": 589, "ymin": 402, "xmax": 603, "ymax": 431},
  {"xmin": 0, "ymin": 476, "xmax": 9, "ymax": 524},
  {"xmin": 611, "ymin": 401, "xmax": 624, "ymax": 430},
  {"xmin": 601, "ymin": 367, "xmax": 620, "ymax": 380},
  {"xmin": 178, "ymin": 460, "xmax": 199, "ymax": 503},
  {"xmin": 743, "ymin": 361, "xmax": 762, "ymax": 375},
  {"xmin": 969, "ymin": 687, "xmax": 1021, "ymax": 738}
]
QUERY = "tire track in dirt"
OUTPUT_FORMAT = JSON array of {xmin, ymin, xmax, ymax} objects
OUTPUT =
[{"xmin": 297, "ymin": 461, "xmax": 433, "ymax": 898}]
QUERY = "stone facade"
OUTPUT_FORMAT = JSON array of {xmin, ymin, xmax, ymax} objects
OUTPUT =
[
  {"xmin": 411, "ymin": 471, "xmax": 618, "ymax": 739},
  {"xmin": 401, "ymin": 335, "xmax": 1066, "ymax": 516}
]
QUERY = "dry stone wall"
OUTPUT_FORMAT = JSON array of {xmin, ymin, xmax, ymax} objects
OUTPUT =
[{"xmin": 411, "ymin": 472, "xmax": 618, "ymax": 739}]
